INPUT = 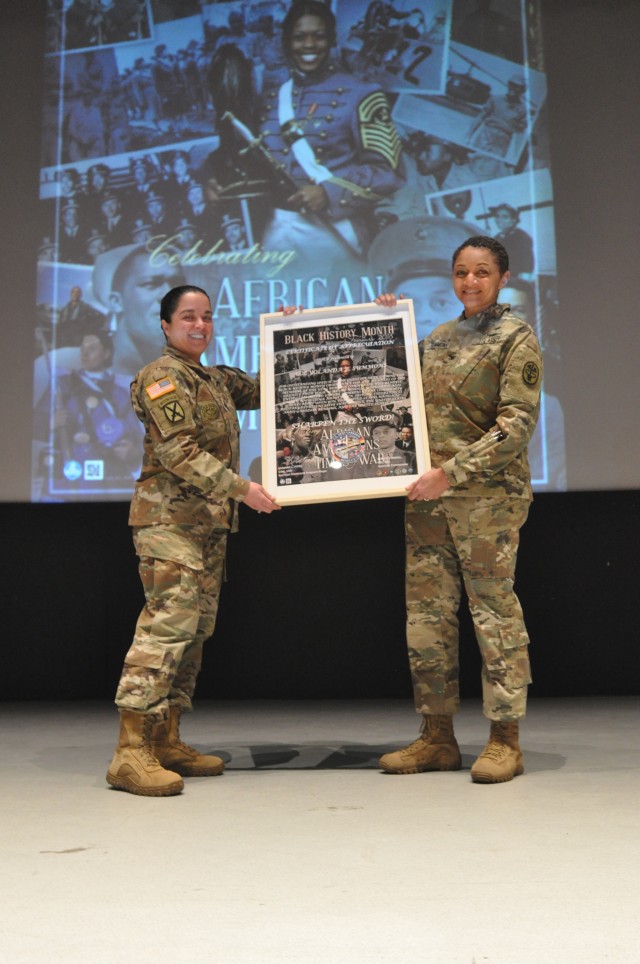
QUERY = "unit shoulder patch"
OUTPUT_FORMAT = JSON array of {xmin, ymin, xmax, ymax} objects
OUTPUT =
[
  {"xmin": 522, "ymin": 360, "xmax": 540, "ymax": 386},
  {"xmin": 162, "ymin": 399, "xmax": 185, "ymax": 423}
]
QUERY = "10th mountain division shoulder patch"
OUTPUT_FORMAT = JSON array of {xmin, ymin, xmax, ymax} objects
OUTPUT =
[{"xmin": 162, "ymin": 399, "xmax": 185, "ymax": 423}]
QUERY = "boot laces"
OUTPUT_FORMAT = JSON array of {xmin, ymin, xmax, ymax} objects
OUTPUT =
[
  {"xmin": 400, "ymin": 736, "xmax": 430, "ymax": 756},
  {"xmin": 479, "ymin": 739, "xmax": 511, "ymax": 762},
  {"xmin": 175, "ymin": 738, "xmax": 197, "ymax": 756},
  {"xmin": 139, "ymin": 741, "xmax": 161, "ymax": 767}
]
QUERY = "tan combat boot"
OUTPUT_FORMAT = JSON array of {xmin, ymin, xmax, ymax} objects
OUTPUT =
[
  {"xmin": 471, "ymin": 720, "xmax": 524, "ymax": 784},
  {"xmin": 106, "ymin": 709, "xmax": 184, "ymax": 796},
  {"xmin": 150, "ymin": 705, "xmax": 225, "ymax": 777},
  {"xmin": 379, "ymin": 714, "xmax": 462, "ymax": 774}
]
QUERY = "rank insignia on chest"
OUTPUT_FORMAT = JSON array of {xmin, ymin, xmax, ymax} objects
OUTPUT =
[
  {"xmin": 146, "ymin": 377, "xmax": 176, "ymax": 400},
  {"xmin": 162, "ymin": 399, "xmax": 185, "ymax": 423}
]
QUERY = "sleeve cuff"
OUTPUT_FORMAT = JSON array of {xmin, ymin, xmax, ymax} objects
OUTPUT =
[
  {"xmin": 230, "ymin": 476, "xmax": 250, "ymax": 501},
  {"xmin": 440, "ymin": 459, "xmax": 464, "ymax": 485}
]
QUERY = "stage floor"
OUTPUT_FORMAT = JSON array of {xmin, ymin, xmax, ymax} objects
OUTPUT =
[{"xmin": 1, "ymin": 697, "xmax": 638, "ymax": 963}]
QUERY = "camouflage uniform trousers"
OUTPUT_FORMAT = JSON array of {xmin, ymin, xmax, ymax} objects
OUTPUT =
[
  {"xmin": 405, "ymin": 496, "xmax": 532, "ymax": 722},
  {"xmin": 115, "ymin": 524, "xmax": 228, "ymax": 719}
]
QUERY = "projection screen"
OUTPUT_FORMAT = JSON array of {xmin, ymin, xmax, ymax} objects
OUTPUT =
[{"xmin": 31, "ymin": 0, "xmax": 565, "ymax": 502}]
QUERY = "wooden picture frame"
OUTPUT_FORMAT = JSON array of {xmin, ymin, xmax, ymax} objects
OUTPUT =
[{"xmin": 260, "ymin": 300, "xmax": 430, "ymax": 506}]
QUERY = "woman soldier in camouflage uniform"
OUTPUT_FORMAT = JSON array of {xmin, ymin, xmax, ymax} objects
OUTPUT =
[
  {"xmin": 376, "ymin": 236, "xmax": 542, "ymax": 783},
  {"xmin": 107, "ymin": 285, "xmax": 279, "ymax": 796}
]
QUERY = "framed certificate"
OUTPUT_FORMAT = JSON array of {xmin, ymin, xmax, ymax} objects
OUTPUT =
[{"xmin": 260, "ymin": 300, "xmax": 430, "ymax": 506}]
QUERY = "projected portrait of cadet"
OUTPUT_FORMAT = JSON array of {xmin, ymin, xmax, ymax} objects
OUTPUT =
[
  {"xmin": 59, "ymin": 167, "xmax": 82, "ymax": 202},
  {"xmin": 99, "ymin": 192, "xmax": 132, "ymax": 249},
  {"xmin": 368, "ymin": 216, "xmax": 479, "ymax": 340},
  {"xmin": 86, "ymin": 229, "xmax": 108, "ymax": 263},
  {"xmin": 107, "ymin": 284, "xmax": 279, "ymax": 797},
  {"xmin": 130, "ymin": 219, "xmax": 153, "ymax": 245},
  {"xmin": 57, "ymin": 285, "xmax": 105, "ymax": 347},
  {"xmin": 35, "ymin": 331, "xmax": 142, "ymax": 484},
  {"xmin": 174, "ymin": 218, "xmax": 198, "ymax": 252},
  {"xmin": 351, "ymin": 418, "xmax": 414, "ymax": 478},
  {"xmin": 257, "ymin": 0, "xmax": 405, "ymax": 262},
  {"xmin": 85, "ymin": 163, "xmax": 112, "ymax": 223},
  {"xmin": 92, "ymin": 244, "xmax": 185, "ymax": 377},
  {"xmin": 59, "ymin": 201, "xmax": 86, "ymax": 264},
  {"xmin": 144, "ymin": 190, "xmax": 173, "ymax": 236},
  {"xmin": 220, "ymin": 213, "xmax": 247, "ymax": 252},
  {"xmin": 468, "ymin": 75, "xmax": 527, "ymax": 159},
  {"xmin": 491, "ymin": 204, "xmax": 534, "ymax": 279},
  {"xmin": 167, "ymin": 150, "xmax": 193, "ymax": 196},
  {"xmin": 128, "ymin": 156, "xmax": 156, "ymax": 213},
  {"xmin": 375, "ymin": 235, "xmax": 543, "ymax": 784},
  {"xmin": 183, "ymin": 180, "xmax": 216, "ymax": 245}
]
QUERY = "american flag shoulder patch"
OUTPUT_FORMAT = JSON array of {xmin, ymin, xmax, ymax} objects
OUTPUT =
[{"xmin": 146, "ymin": 377, "xmax": 176, "ymax": 400}]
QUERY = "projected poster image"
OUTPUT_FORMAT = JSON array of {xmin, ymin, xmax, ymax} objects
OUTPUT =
[{"xmin": 34, "ymin": 0, "xmax": 564, "ymax": 501}]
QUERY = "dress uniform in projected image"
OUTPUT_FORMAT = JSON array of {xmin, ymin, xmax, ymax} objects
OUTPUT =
[{"xmin": 34, "ymin": 0, "xmax": 564, "ymax": 501}]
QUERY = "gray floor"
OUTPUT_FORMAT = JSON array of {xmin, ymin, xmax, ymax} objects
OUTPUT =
[{"xmin": 1, "ymin": 697, "xmax": 638, "ymax": 964}]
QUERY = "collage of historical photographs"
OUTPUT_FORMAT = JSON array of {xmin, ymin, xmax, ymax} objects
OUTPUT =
[
  {"xmin": 265, "ymin": 312, "xmax": 425, "ymax": 500},
  {"xmin": 35, "ymin": 0, "xmax": 564, "ymax": 501}
]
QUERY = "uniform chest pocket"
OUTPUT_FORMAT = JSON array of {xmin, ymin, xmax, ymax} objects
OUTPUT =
[
  {"xmin": 447, "ymin": 350, "xmax": 499, "ymax": 405},
  {"xmin": 197, "ymin": 399, "xmax": 228, "ymax": 437}
]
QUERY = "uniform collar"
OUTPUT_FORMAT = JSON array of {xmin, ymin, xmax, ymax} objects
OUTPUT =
[
  {"xmin": 290, "ymin": 60, "xmax": 336, "ymax": 88},
  {"xmin": 458, "ymin": 302, "xmax": 509, "ymax": 329},
  {"xmin": 162, "ymin": 344, "xmax": 207, "ymax": 371}
]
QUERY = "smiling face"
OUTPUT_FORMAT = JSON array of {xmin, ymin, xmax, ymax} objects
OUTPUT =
[
  {"xmin": 289, "ymin": 14, "xmax": 330, "ymax": 73},
  {"xmin": 452, "ymin": 246, "xmax": 509, "ymax": 318},
  {"xmin": 161, "ymin": 290, "xmax": 213, "ymax": 362}
]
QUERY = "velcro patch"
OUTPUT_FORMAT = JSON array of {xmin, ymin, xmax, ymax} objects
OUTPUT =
[
  {"xmin": 146, "ymin": 377, "xmax": 176, "ymax": 400},
  {"xmin": 162, "ymin": 399, "xmax": 185, "ymax": 423},
  {"xmin": 199, "ymin": 402, "xmax": 219, "ymax": 420},
  {"xmin": 522, "ymin": 361, "xmax": 540, "ymax": 386}
]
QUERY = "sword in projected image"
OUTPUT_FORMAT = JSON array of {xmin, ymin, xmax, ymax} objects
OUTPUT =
[{"xmin": 222, "ymin": 111, "xmax": 364, "ymax": 261}]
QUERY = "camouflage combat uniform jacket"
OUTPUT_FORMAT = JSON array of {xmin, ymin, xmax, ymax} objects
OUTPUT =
[
  {"xmin": 422, "ymin": 303, "xmax": 542, "ymax": 499},
  {"xmin": 128, "ymin": 346, "xmax": 259, "ymax": 532}
]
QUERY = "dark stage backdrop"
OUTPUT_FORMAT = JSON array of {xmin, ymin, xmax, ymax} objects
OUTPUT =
[
  {"xmin": 1, "ymin": 490, "xmax": 638, "ymax": 702},
  {"xmin": 1, "ymin": 1, "xmax": 639, "ymax": 702}
]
